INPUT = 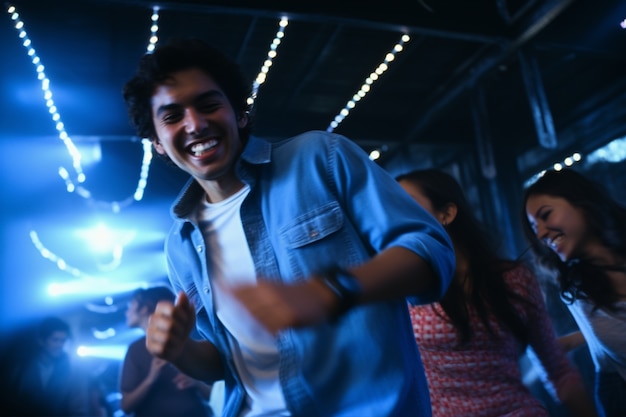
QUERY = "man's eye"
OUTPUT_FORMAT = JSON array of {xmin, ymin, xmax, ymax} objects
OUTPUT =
[{"xmin": 162, "ymin": 113, "xmax": 183, "ymax": 124}]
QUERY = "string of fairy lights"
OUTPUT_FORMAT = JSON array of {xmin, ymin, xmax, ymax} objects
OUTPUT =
[
  {"xmin": 146, "ymin": 6, "xmax": 160, "ymax": 53},
  {"xmin": 4, "ymin": 4, "xmax": 290, "ymax": 284},
  {"xmin": 6, "ymin": 2, "xmax": 407, "ymax": 287},
  {"xmin": 7, "ymin": 5, "xmax": 159, "ymax": 288},
  {"xmin": 247, "ymin": 17, "xmax": 289, "ymax": 108},
  {"xmin": 327, "ymin": 34, "xmax": 410, "ymax": 134},
  {"xmin": 5, "ymin": 3, "xmax": 155, "ymax": 213},
  {"xmin": 6, "ymin": 4, "xmax": 84, "ymax": 182},
  {"xmin": 4, "ymin": 3, "xmax": 160, "ymax": 285}
]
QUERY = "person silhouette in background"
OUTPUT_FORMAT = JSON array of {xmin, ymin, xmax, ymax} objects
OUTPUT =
[
  {"xmin": 397, "ymin": 169, "xmax": 597, "ymax": 417},
  {"xmin": 120, "ymin": 286, "xmax": 214, "ymax": 417},
  {"xmin": 522, "ymin": 168, "xmax": 626, "ymax": 417},
  {"xmin": 7, "ymin": 315, "xmax": 89, "ymax": 416}
]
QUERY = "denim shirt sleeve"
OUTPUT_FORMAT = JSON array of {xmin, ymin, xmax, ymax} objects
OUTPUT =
[
  {"xmin": 243, "ymin": 131, "xmax": 455, "ymax": 304},
  {"xmin": 331, "ymin": 133, "xmax": 454, "ymax": 303}
]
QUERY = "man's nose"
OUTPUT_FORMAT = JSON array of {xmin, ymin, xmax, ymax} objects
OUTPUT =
[{"xmin": 184, "ymin": 108, "xmax": 207, "ymax": 135}]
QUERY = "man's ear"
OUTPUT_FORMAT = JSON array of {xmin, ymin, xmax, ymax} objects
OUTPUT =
[
  {"xmin": 440, "ymin": 203, "xmax": 458, "ymax": 227},
  {"xmin": 237, "ymin": 111, "xmax": 249, "ymax": 129},
  {"xmin": 151, "ymin": 136, "xmax": 166, "ymax": 155}
]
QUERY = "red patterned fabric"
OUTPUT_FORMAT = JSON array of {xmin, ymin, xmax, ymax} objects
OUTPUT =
[{"xmin": 410, "ymin": 264, "xmax": 583, "ymax": 417}]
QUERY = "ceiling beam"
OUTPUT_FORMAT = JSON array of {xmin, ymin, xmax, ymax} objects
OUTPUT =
[
  {"xmin": 378, "ymin": 0, "xmax": 574, "ymax": 166},
  {"xmin": 89, "ymin": 0, "xmax": 509, "ymax": 44}
]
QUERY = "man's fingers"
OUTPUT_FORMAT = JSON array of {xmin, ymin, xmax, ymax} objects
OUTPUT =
[
  {"xmin": 146, "ymin": 292, "xmax": 196, "ymax": 359},
  {"xmin": 147, "ymin": 301, "xmax": 176, "ymax": 357},
  {"xmin": 174, "ymin": 291, "xmax": 196, "ymax": 333},
  {"xmin": 176, "ymin": 290, "xmax": 189, "ymax": 309}
]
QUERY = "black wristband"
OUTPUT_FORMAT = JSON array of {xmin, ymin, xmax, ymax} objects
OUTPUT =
[{"xmin": 318, "ymin": 267, "xmax": 363, "ymax": 319}]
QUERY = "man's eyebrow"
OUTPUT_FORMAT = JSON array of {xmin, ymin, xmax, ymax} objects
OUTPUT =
[
  {"xmin": 155, "ymin": 103, "xmax": 182, "ymax": 117},
  {"xmin": 194, "ymin": 90, "xmax": 225, "ymax": 103}
]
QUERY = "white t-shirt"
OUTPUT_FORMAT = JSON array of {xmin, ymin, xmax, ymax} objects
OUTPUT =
[
  {"xmin": 195, "ymin": 184, "xmax": 289, "ymax": 417},
  {"xmin": 567, "ymin": 297, "xmax": 626, "ymax": 380}
]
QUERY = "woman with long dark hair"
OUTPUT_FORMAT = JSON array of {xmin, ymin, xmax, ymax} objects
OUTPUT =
[
  {"xmin": 397, "ymin": 168, "xmax": 596, "ymax": 417},
  {"xmin": 522, "ymin": 168, "xmax": 626, "ymax": 417}
]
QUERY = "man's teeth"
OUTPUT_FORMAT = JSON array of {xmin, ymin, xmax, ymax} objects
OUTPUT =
[{"xmin": 190, "ymin": 140, "xmax": 217, "ymax": 156}]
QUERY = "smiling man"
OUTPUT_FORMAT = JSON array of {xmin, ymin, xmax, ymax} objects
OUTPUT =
[{"xmin": 122, "ymin": 37, "xmax": 455, "ymax": 417}]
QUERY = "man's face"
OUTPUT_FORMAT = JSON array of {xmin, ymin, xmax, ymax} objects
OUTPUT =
[
  {"xmin": 125, "ymin": 299, "xmax": 142, "ymax": 328},
  {"xmin": 151, "ymin": 68, "xmax": 248, "ymax": 184},
  {"xmin": 41, "ymin": 330, "xmax": 68, "ymax": 359}
]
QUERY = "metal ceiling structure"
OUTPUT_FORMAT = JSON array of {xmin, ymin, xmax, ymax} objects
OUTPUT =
[{"xmin": 3, "ymin": 0, "xmax": 624, "ymax": 163}]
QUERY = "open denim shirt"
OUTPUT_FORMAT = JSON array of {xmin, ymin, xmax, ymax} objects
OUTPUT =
[{"xmin": 164, "ymin": 130, "xmax": 454, "ymax": 417}]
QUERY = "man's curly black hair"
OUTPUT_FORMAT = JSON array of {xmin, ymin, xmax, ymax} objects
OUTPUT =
[{"xmin": 122, "ymin": 37, "xmax": 253, "ymax": 145}]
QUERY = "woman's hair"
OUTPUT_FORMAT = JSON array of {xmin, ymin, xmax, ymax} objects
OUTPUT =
[
  {"xmin": 132, "ymin": 286, "xmax": 175, "ymax": 315},
  {"xmin": 521, "ymin": 168, "xmax": 626, "ymax": 309},
  {"xmin": 123, "ymin": 37, "xmax": 253, "ymax": 144},
  {"xmin": 396, "ymin": 169, "xmax": 528, "ymax": 344}
]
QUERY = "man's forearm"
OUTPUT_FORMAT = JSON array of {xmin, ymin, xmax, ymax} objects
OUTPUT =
[{"xmin": 350, "ymin": 246, "xmax": 440, "ymax": 304}]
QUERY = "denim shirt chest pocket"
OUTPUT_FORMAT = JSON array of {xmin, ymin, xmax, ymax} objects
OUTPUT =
[
  {"xmin": 280, "ymin": 201, "xmax": 343, "ymax": 248},
  {"xmin": 277, "ymin": 201, "xmax": 346, "ymax": 277}
]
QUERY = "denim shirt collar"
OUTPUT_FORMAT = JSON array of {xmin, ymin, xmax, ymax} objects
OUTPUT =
[{"xmin": 171, "ymin": 135, "xmax": 271, "ymax": 219}]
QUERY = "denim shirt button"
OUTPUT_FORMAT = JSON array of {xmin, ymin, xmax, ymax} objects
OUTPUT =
[
  {"xmin": 309, "ymin": 230, "xmax": 319, "ymax": 238},
  {"xmin": 196, "ymin": 245, "xmax": 203, "ymax": 253}
]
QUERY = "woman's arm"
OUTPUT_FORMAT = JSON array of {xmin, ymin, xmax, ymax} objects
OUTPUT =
[
  {"xmin": 557, "ymin": 379, "xmax": 598, "ymax": 417},
  {"xmin": 516, "ymin": 267, "xmax": 597, "ymax": 417},
  {"xmin": 558, "ymin": 331, "xmax": 587, "ymax": 352}
]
